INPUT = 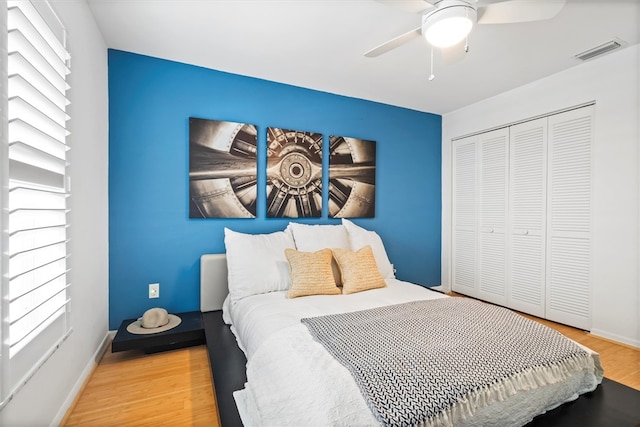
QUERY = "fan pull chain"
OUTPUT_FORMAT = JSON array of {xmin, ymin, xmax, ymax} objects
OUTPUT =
[
  {"xmin": 429, "ymin": 45, "xmax": 435, "ymax": 81},
  {"xmin": 464, "ymin": 7, "xmax": 470, "ymax": 53}
]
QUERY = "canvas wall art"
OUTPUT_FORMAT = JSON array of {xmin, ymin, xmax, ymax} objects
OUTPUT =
[
  {"xmin": 189, "ymin": 118, "xmax": 258, "ymax": 218},
  {"xmin": 328, "ymin": 135, "xmax": 376, "ymax": 218},
  {"xmin": 266, "ymin": 127, "xmax": 323, "ymax": 218}
]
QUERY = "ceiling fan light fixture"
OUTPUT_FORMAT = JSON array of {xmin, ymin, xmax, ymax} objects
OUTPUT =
[{"xmin": 422, "ymin": 1, "xmax": 477, "ymax": 48}]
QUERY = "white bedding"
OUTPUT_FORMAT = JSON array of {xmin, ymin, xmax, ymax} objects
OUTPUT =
[
  {"xmin": 224, "ymin": 280, "xmax": 603, "ymax": 427},
  {"xmin": 227, "ymin": 279, "xmax": 447, "ymax": 359}
]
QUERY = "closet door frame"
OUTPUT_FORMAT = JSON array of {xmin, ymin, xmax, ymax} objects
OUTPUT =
[
  {"xmin": 507, "ymin": 117, "xmax": 548, "ymax": 318},
  {"xmin": 545, "ymin": 106, "xmax": 594, "ymax": 330},
  {"xmin": 450, "ymin": 103, "xmax": 593, "ymax": 331},
  {"xmin": 477, "ymin": 128, "xmax": 509, "ymax": 306},
  {"xmin": 451, "ymin": 135, "xmax": 479, "ymax": 298},
  {"xmin": 452, "ymin": 128, "xmax": 510, "ymax": 304}
]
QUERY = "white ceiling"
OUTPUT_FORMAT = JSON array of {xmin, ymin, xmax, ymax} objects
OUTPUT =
[{"xmin": 86, "ymin": 0, "xmax": 639, "ymax": 115}]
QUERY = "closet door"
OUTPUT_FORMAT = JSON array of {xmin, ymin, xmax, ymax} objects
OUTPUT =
[
  {"xmin": 477, "ymin": 128, "xmax": 509, "ymax": 305},
  {"xmin": 452, "ymin": 135, "xmax": 478, "ymax": 297},
  {"xmin": 546, "ymin": 106, "xmax": 593, "ymax": 329},
  {"xmin": 509, "ymin": 118, "xmax": 547, "ymax": 317}
]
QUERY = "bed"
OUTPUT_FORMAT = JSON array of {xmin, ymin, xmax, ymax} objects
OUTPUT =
[{"xmin": 200, "ymin": 220, "xmax": 603, "ymax": 427}]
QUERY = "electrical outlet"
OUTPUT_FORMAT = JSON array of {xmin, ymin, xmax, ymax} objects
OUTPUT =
[{"xmin": 149, "ymin": 283, "xmax": 160, "ymax": 299}]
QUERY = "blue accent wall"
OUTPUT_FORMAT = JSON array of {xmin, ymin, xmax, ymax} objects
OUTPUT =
[{"xmin": 108, "ymin": 50, "xmax": 441, "ymax": 329}]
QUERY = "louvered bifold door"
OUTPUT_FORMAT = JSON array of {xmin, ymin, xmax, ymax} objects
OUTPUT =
[
  {"xmin": 508, "ymin": 118, "xmax": 547, "ymax": 317},
  {"xmin": 477, "ymin": 128, "xmax": 509, "ymax": 305},
  {"xmin": 545, "ymin": 106, "xmax": 593, "ymax": 330},
  {"xmin": 452, "ymin": 136, "xmax": 478, "ymax": 298}
]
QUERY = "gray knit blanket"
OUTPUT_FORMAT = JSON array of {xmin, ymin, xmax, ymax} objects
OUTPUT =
[{"xmin": 301, "ymin": 298, "xmax": 591, "ymax": 427}]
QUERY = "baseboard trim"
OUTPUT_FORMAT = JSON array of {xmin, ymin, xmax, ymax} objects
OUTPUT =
[
  {"xmin": 590, "ymin": 328, "xmax": 640, "ymax": 350},
  {"xmin": 428, "ymin": 285, "xmax": 447, "ymax": 293},
  {"xmin": 53, "ymin": 331, "xmax": 113, "ymax": 427}
]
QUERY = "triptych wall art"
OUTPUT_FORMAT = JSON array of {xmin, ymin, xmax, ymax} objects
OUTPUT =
[
  {"xmin": 189, "ymin": 117, "xmax": 376, "ymax": 219},
  {"xmin": 327, "ymin": 135, "xmax": 376, "ymax": 219}
]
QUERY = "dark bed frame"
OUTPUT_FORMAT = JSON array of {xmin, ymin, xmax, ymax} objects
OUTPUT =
[
  {"xmin": 198, "ymin": 253, "xmax": 639, "ymax": 426},
  {"xmin": 202, "ymin": 310, "xmax": 640, "ymax": 426}
]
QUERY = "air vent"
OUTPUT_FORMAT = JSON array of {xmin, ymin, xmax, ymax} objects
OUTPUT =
[{"xmin": 574, "ymin": 39, "xmax": 626, "ymax": 62}]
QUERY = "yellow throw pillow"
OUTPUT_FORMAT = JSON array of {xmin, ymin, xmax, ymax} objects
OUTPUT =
[
  {"xmin": 285, "ymin": 248, "xmax": 341, "ymax": 298},
  {"xmin": 332, "ymin": 246, "xmax": 387, "ymax": 295}
]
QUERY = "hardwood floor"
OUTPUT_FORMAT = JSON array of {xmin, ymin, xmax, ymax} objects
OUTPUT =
[
  {"xmin": 519, "ymin": 313, "xmax": 640, "ymax": 390},
  {"xmin": 62, "ymin": 344, "xmax": 220, "ymax": 427},
  {"xmin": 62, "ymin": 314, "xmax": 639, "ymax": 426},
  {"xmin": 447, "ymin": 292, "xmax": 640, "ymax": 390}
]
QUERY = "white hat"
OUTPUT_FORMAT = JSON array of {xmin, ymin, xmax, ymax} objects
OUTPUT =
[{"xmin": 126, "ymin": 308, "xmax": 182, "ymax": 335}]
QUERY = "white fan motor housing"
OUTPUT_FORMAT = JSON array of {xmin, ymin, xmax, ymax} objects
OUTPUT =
[{"xmin": 421, "ymin": 0, "xmax": 478, "ymax": 48}]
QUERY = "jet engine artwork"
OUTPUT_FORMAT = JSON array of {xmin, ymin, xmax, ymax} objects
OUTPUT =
[
  {"xmin": 328, "ymin": 136, "xmax": 376, "ymax": 218},
  {"xmin": 189, "ymin": 118, "xmax": 258, "ymax": 218},
  {"xmin": 266, "ymin": 127, "xmax": 323, "ymax": 218},
  {"xmin": 189, "ymin": 119, "xmax": 376, "ymax": 219}
]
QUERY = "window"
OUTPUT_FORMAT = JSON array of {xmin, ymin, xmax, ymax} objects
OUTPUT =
[{"xmin": 1, "ymin": 0, "xmax": 70, "ymax": 408}]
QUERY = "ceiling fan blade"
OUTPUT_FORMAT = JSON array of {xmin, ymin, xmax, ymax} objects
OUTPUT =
[
  {"xmin": 477, "ymin": 0, "xmax": 566, "ymax": 25},
  {"xmin": 374, "ymin": 0, "xmax": 435, "ymax": 14},
  {"xmin": 364, "ymin": 26, "xmax": 422, "ymax": 57}
]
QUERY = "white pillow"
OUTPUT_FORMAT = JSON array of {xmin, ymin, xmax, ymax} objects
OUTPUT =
[
  {"xmin": 224, "ymin": 228, "xmax": 295, "ymax": 303},
  {"xmin": 287, "ymin": 222, "xmax": 351, "ymax": 251},
  {"xmin": 287, "ymin": 222, "xmax": 351, "ymax": 285},
  {"xmin": 341, "ymin": 218, "xmax": 395, "ymax": 279}
]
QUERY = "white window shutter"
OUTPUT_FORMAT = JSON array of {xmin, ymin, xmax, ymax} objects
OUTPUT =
[{"xmin": 2, "ymin": 0, "xmax": 71, "ymax": 408}]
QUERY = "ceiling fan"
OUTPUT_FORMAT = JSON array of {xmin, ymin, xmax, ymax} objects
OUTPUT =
[{"xmin": 365, "ymin": 0, "xmax": 567, "ymax": 58}]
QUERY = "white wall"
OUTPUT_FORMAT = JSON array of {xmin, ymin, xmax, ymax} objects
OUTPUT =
[
  {"xmin": 442, "ymin": 44, "xmax": 640, "ymax": 348},
  {"xmin": 0, "ymin": 1, "xmax": 109, "ymax": 425}
]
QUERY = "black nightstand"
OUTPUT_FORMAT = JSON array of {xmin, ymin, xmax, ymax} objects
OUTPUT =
[{"xmin": 112, "ymin": 310, "xmax": 205, "ymax": 353}]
